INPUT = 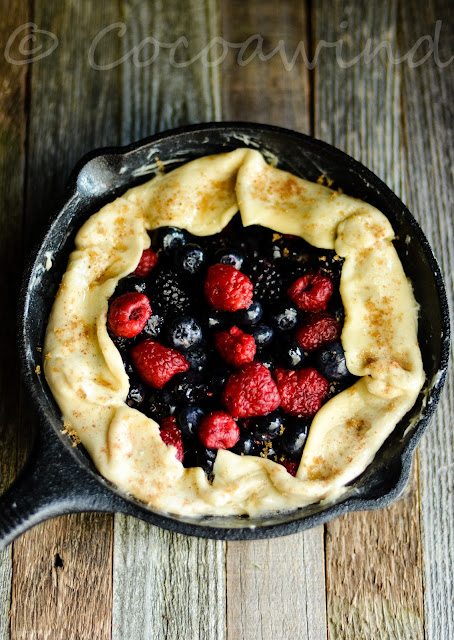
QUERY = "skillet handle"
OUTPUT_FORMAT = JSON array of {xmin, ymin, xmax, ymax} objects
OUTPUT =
[{"xmin": 0, "ymin": 421, "xmax": 125, "ymax": 550}]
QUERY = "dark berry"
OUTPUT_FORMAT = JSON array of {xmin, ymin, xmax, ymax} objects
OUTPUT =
[
  {"xmin": 185, "ymin": 445, "xmax": 217, "ymax": 475},
  {"xmin": 198, "ymin": 411, "xmax": 240, "ymax": 449},
  {"xmin": 277, "ymin": 418, "xmax": 310, "ymax": 457},
  {"xmin": 208, "ymin": 366, "xmax": 233, "ymax": 400},
  {"xmin": 165, "ymin": 316, "xmax": 203, "ymax": 351},
  {"xmin": 315, "ymin": 341, "xmax": 350, "ymax": 381},
  {"xmin": 232, "ymin": 301, "xmax": 263, "ymax": 327},
  {"xmin": 250, "ymin": 324, "xmax": 274, "ymax": 347},
  {"xmin": 184, "ymin": 342, "xmax": 210, "ymax": 372},
  {"xmin": 295, "ymin": 312, "xmax": 341, "ymax": 352},
  {"xmin": 247, "ymin": 259, "xmax": 285, "ymax": 301},
  {"xmin": 146, "ymin": 389, "xmax": 178, "ymax": 421},
  {"xmin": 174, "ymin": 243, "xmax": 206, "ymax": 275},
  {"xmin": 272, "ymin": 334, "xmax": 305, "ymax": 369},
  {"xmin": 113, "ymin": 335, "xmax": 135, "ymax": 356},
  {"xmin": 170, "ymin": 371, "xmax": 208, "ymax": 404},
  {"xmin": 114, "ymin": 275, "xmax": 147, "ymax": 297},
  {"xmin": 274, "ymin": 367, "xmax": 329, "ymax": 417},
  {"xmin": 267, "ymin": 305, "xmax": 298, "ymax": 332},
  {"xmin": 131, "ymin": 339, "xmax": 189, "ymax": 388},
  {"xmin": 108, "ymin": 292, "xmax": 152, "ymax": 338},
  {"xmin": 287, "ymin": 272, "xmax": 334, "ymax": 312},
  {"xmin": 177, "ymin": 404, "xmax": 205, "ymax": 439},
  {"xmin": 254, "ymin": 350, "xmax": 276, "ymax": 371},
  {"xmin": 203, "ymin": 308, "xmax": 229, "ymax": 332},
  {"xmin": 152, "ymin": 226, "xmax": 186, "ymax": 254},
  {"xmin": 214, "ymin": 326, "xmax": 256, "ymax": 368},
  {"xmin": 230, "ymin": 433, "xmax": 256, "ymax": 456},
  {"xmin": 222, "ymin": 362, "xmax": 280, "ymax": 418},
  {"xmin": 205, "ymin": 264, "xmax": 253, "ymax": 312},
  {"xmin": 248, "ymin": 411, "xmax": 284, "ymax": 441},
  {"xmin": 141, "ymin": 313, "xmax": 165, "ymax": 339},
  {"xmin": 133, "ymin": 248, "xmax": 159, "ymax": 277},
  {"xmin": 126, "ymin": 378, "xmax": 145, "ymax": 408},
  {"xmin": 149, "ymin": 267, "xmax": 191, "ymax": 317},
  {"xmin": 213, "ymin": 247, "xmax": 245, "ymax": 270}
]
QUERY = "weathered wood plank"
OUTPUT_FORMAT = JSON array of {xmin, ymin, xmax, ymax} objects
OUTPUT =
[
  {"xmin": 10, "ymin": 2, "xmax": 122, "ymax": 639},
  {"xmin": 113, "ymin": 3, "xmax": 227, "ymax": 640},
  {"xmin": 399, "ymin": 2, "xmax": 454, "ymax": 639},
  {"xmin": 0, "ymin": 2, "xmax": 30, "ymax": 637},
  {"xmin": 226, "ymin": 530, "xmax": 327, "ymax": 640},
  {"xmin": 222, "ymin": 3, "xmax": 327, "ymax": 640},
  {"xmin": 113, "ymin": 518, "xmax": 225, "ymax": 640},
  {"xmin": 313, "ymin": 2, "xmax": 425, "ymax": 638}
]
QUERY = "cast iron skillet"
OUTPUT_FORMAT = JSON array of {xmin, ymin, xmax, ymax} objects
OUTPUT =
[{"xmin": 0, "ymin": 123, "xmax": 450, "ymax": 548}]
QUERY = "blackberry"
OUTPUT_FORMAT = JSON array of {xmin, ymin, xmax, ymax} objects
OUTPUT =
[
  {"xmin": 113, "ymin": 275, "xmax": 147, "ymax": 297},
  {"xmin": 141, "ymin": 313, "xmax": 165, "ymax": 339},
  {"xmin": 247, "ymin": 259, "xmax": 285, "ymax": 302},
  {"xmin": 148, "ymin": 267, "xmax": 191, "ymax": 316}
]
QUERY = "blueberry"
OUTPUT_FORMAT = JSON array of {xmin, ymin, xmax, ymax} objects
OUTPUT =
[
  {"xmin": 254, "ymin": 350, "xmax": 276, "ymax": 371},
  {"xmin": 248, "ymin": 411, "xmax": 284, "ymax": 441},
  {"xmin": 184, "ymin": 342, "xmax": 210, "ymax": 372},
  {"xmin": 232, "ymin": 301, "xmax": 263, "ymax": 327},
  {"xmin": 203, "ymin": 308, "xmax": 229, "ymax": 332},
  {"xmin": 207, "ymin": 366, "xmax": 232, "ymax": 399},
  {"xmin": 230, "ymin": 433, "xmax": 256, "ymax": 455},
  {"xmin": 267, "ymin": 305, "xmax": 298, "ymax": 332},
  {"xmin": 277, "ymin": 418, "xmax": 310, "ymax": 457},
  {"xmin": 152, "ymin": 226, "xmax": 186, "ymax": 254},
  {"xmin": 146, "ymin": 389, "xmax": 177, "ymax": 421},
  {"xmin": 165, "ymin": 316, "xmax": 203, "ymax": 350},
  {"xmin": 177, "ymin": 405, "xmax": 205, "ymax": 439},
  {"xmin": 126, "ymin": 379, "xmax": 145, "ymax": 408},
  {"xmin": 141, "ymin": 313, "xmax": 165, "ymax": 339},
  {"xmin": 170, "ymin": 371, "xmax": 208, "ymax": 404},
  {"xmin": 175, "ymin": 243, "xmax": 206, "ymax": 275},
  {"xmin": 114, "ymin": 276, "xmax": 147, "ymax": 297},
  {"xmin": 213, "ymin": 247, "xmax": 245, "ymax": 270},
  {"xmin": 272, "ymin": 334, "xmax": 305, "ymax": 368},
  {"xmin": 250, "ymin": 324, "xmax": 274, "ymax": 347},
  {"xmin": 315, "ymin": 341, "xmax": 349, "ymax": 381},
  {"xmin": 185, "ymin": 446, "xmax": 217, "ymax": 475}
]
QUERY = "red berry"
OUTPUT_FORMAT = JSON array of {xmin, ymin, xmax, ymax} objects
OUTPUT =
[
  {"xmin": 281, "ymin": 458, "xmax": 299, "ymax": 476},
  {"xmin": 131, "ymin": 339, "xmax": 189, "ymax": 389},
  {"xmin": 222, "ymin": 362, "xmax": 281, "ymax": 419},
  {"xmin": 198, "ymin": 411, "xmax": 240, "ymax": 449},
  {"xmin": 214, "ymin": 326, "xmax": 256, "ymax": 368},
  {"xmin": 133, "ymin": 248, "xmax": 158, "ymax": 277},
  {"xmin": 160, "ymin": 416, "xmax": 184, "ymax": 462},
  {"xmin": 295, "ymin": 313, "xmax": 341, "ymax": 352},
  {"xmin": 205, "ymin": 263, "xmax": 253, "ymax": 312},
  {"xmin": 274, "ymin": 367, "xmax": 329, "ymax": 417},
  {"xmin": 287, "ymin": 272, "xmax": 333, "ymax": 312},
  {"xmin": 107, "ymin": 292, "xmax": 152, "ymax": 338}
]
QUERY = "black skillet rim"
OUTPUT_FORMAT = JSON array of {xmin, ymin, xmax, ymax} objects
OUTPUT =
[{"xmin": 17, "ymin": 121, "xmax": 451, "ymax": 540}]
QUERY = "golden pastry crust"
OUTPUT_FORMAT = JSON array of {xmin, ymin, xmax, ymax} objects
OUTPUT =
[{"xmin": 43, "ymin": 149, "xmax": 425, "ymax": 517}]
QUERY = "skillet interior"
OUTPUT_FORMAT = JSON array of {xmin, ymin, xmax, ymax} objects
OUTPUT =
[{"xmin": 19, "ymin": 123, "xmax": 450, "ymax": 539}]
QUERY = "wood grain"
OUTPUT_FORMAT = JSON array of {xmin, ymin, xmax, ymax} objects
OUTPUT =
[
  {"xmin": 10, "ymin": 2, "xmax": 122, "ymax": 639},
  {"xmin": 113, "ymin": 519, "xmax": 225, "ymax": 640},
  {"xmin": 222, "ymin": 3, "xmax": 327, "ymax": 640},
  {"xmin": 313, "ymin": 2, "xmax": 424, "ymax": 637},
  {"xmin": 399, "ymin": 2, "xmax": 454, "ymax": 638},
  {"xmin": 112, "ymin": 3, "xmax": 227, "ymax": 640},
  {"xmin": 226, "ymin": 530, "xmax": 327, "ymax": 640},
  {"xmin": 0, "ymin": 2, "xmax": 30, "ymax": 638}
]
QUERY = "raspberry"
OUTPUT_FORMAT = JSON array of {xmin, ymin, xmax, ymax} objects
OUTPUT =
[
  {"xmin": 287, "ymin": 272, "xmax": 333, "ymax": 311},
  {"xmin": 295, "ymin": 313, "xmax": 341, "ymax": 352},
  {"xmin": 198, "ymin": 411, "xmax": 240, "ymax": 449},
  {"xmin": 274, "ymin": 367, "xmax": 328, "ymax": 417},
  {"xmin": 131, "ymin": 339, "xmax": 189, "ymax": 388},
  {"xmin": 205, "ymin": 263, "xmax": 253, "ymax": 312},
  {"xmin": 107, "ymin": 292, "xmax": 152, "ymax": 338},
  {"xmin": 133, "ymin": 248, "xmax": 159, "ymax": 277},
  {"xmin": 222, "ymin": 362, "xmax": 281, "ymax": 418},
  {"xmin": 214, "ymin": 326, "xmax": 256, "ymax": 368},
  {"xmin": 281, "ymin": 458, "xmax": 299, "ymax": 477},
  {"xmin": 160, "ymin": 416, "xmax": 184, "ymax": 462}
]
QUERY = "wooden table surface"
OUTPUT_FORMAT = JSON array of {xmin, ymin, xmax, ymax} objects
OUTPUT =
[{"xmin": 1, "ymin": 1, "xmax": 453, "ymax": 638}]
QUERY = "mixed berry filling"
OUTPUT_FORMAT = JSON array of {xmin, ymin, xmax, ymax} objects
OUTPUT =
[{"xmin": 107, "ymin": 215, "xmax": 356, "ymax": 478}]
